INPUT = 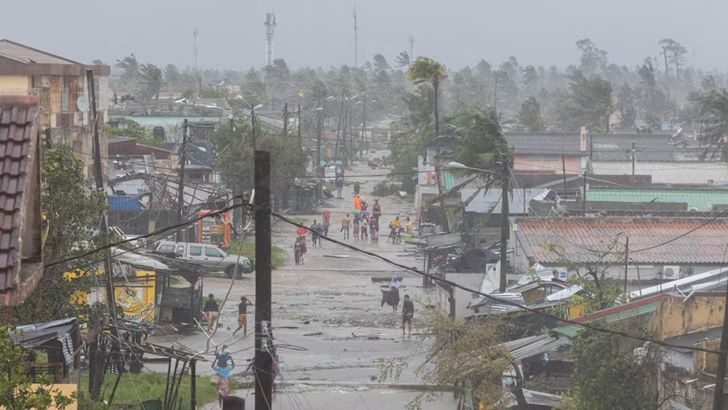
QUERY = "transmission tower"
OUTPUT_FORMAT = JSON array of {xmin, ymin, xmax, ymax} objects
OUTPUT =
[
  {"xmin": 265, "ymin": 13, "xmax": 276, "ymax": 66},
  {"xmin": 353, "ymin": 7, "xmax": 358, "ymax": 69}
]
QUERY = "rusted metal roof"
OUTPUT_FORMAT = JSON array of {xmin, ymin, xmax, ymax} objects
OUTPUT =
[
  {"xmin": 516, "ymin": 217, "xmax": 728, "ymax": 264},
  {"xmin": 0, "ymin": 96, "xmax": 38, "ymax": 292},
  {"xmin": 0, "ymin": 39, "xmax": 110, "ymax": 76}
]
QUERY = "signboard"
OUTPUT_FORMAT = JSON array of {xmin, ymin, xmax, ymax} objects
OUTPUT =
[{"xmin": 114, "ymin": 270, "xmax": 156, "ymax": 322}]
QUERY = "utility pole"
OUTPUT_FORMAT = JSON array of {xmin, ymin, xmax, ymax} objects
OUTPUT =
[
  {"xmin": 561, "ymin": 154, "xmax": 567, "ymax": 191},
  {"xmin": 499, "ymin": 156, "xmax": 510, "ymax": 293},
  {"xmin": 264, "ymin": 13, "xmax": 276, "ymax": 66},
  {"xmin": 297, "ymin": 104, "xmax": 302, "ymax": 149},
  {"xmin": 282, "ymin": 102, "xmax": 289, "ymax": 138},
  {"xmin": 87, "ymin": 68, "xmax": 117, "ymax": 399},
  {"xmin": 176, "ymin": 119, "xmax": 189, "ymax": 241},
  {"xmin": 631, "ymin": 142, "xmax": 636, "ymax": 176},
  {"xmin": 360, "ymin": 95, "xmax": 367, "ymax": 159},
  {"xmin": 623, "ymin": 237, "xmax": 629, "ymax": 292},
  {"xmin": 408, "ymin": 35, "xmax": 414, "ymax": 61},
  {"xmin": 582, "ymin": 170, "xmax": 588, "ymax": 216},
  {"xmin": 316, "ymin": 108, "xmax": 323, "ymax": 176},
  {"xmin": 713, "ymin": 274, "xmax": 728, "ymax": 410},
  {"xmin": 254, "ymin": 150, "xmax": 274, "ymax": 410},
  {"xmin": 251, "ymin": 106, "xmax": 258, "ymax": 151}
]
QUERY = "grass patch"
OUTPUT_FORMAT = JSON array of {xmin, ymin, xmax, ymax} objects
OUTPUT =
[
  {"xmin": 229, "ymin": 240, "xmax": 288, "ymax": 269},
  {"xmin": 80, "ymin": 371, "xmax": 225, "ymax": 409}
]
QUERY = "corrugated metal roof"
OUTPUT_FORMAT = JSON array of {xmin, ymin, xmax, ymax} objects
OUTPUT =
[
  {"xmin": 591, "ymin": 161, "xmax": 728, "ymax": 185},
  {"xmin": 516, "ymin": 217, "xmax": 728, "ymax": 264},
  {"xmin": 462, "ymin": 187, "xmax": 550, "ymax": 214},
  {"xmin": 0, "ymin": 39, "xmax": 80, "ymax": 65},
  {"xmin": 553, "ymin": 299, "xmax": 661, "ymax": 337},
  {"xmin": 505, "ymin": 132, "xmax": 675, "ymax": 160},
  {"xmin": 587, "ymin": 188, "xmax": 728, "ymax": 211},
  {"xmin": 0, "ymin": 96, "xmax": 37, "ymax": 292},
  {"xmin": 502, "ymin": 333, "xmax": 571, "ymax": 361}
]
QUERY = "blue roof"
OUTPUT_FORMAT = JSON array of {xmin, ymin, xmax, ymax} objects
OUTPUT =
[{"xmin": 109, "ymin": 195, "xmax": 143, "ymax": 211}]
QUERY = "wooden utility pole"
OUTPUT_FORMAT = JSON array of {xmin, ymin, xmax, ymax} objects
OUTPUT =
[
  {"xmin": 251, "ymin": 107, "xmax": 258, "ymax": 151},
  {"xmin": 499, "ymin": 157, "xmax": 510, "ymax": 293},
  {"xmin": 360, "ymin": 95, "xmax": 367, "ymax": 159},
  {"xmin": 282, "ymin": 102, "xmax": 289, "ymax": 137},
  {"xmin": 86, "ymin": 68, "xmax": 117, "ymax": 399},
  {"xmin": 297, "ymin": 104, "xmax": 302, "ymax": 149},
  {"xmin": 561, "ymin": 154, "xmax": 567, "ymax": 191},
  {"xmin": 714, "ymin": 274, "xmax": 728, "ymax": 409},
  {"xmin": 176, "ymin": 119, "xmax": 189, "ymax": 241},
  {"xmin": 582, "ymin": 171, "xmax": 588, "ymax": 216},
  {"xmin": 623, "ymin": 237, "xmax": 629, "ymax": 292},
  {"xmin": 316, "ymin": 109, "xmax": 323, "ymax": 176},
  {"xmin": 254, "ymin": 151, "xmax": 274, "ymax": 410}
]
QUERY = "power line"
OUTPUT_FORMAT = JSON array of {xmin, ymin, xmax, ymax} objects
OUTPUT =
[{"xmin": 267, "ymin": 208, "xmax": 727, "ymax": 355}]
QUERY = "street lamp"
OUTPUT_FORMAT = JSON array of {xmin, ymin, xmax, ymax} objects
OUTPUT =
[
  {"xmin": 250, "ymin": 104, "xmax": 263, "ymax": 150},
  {"xmin": 444, "ymin": 161, "xmax": 493, "ymax": 174}
]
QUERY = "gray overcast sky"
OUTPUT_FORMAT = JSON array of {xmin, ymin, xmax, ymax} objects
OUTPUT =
[{"xmin": 5, "ymin": 0, "xmax": 728, "ymax": 71}]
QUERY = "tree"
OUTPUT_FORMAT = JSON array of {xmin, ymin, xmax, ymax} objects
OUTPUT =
[
  {"xmin": 576, "ymin": 38, "xmax": 608, "ymax": 75},
  {"xmin": 395, "ymin": 51, "xmax": 411, "ymax": 68},
  {"xmin": 14, "ymin": 145, "xmax": 106, "ymax": 324},
  {"xmin": 114, "ymin": 54, "xmax": 140, "ymax": 91},
  {"xmin": 0, "ymin": 327, "xmax": 74, "ymax": 410},
  {"xmin": 139, "ymin": 63, "xmax": 163, "ymax": 100},
  {"xmin": 107, "ymin": 120, "xmax": 163, "ymax": 148},
  {"xmin": 659, "ymin": 39, "xmax": 687, "ymax": 80},
  {"xmin": 556, "ymin": 71, "xmax": 613, "ymax": 132},
  {"xmin": 567, "ymin": 321, "xmax": 656, "ymax": 410},
  {"xmin": 695, "ymin": 89, "xmax": 728, "ymax": 160},
  {"xmin": 381, "ymin": 306, "xmax": 513, "ymax": 410},
  {"xmin": 516, "ymin": 96, "xmax": 545, "ymax": 132},
  {"xmin": 164, "ymin": 64, "xmax": 181, "ymax": 89},
  {"xmin": 408, "ymin": 57, "xmax": 447, "ymax": 135},
  {"xmin": 616, "ymin": 83, "xmax": 637, "ymax": 129}
]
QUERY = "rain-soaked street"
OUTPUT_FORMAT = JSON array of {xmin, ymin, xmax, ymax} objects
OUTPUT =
[{"xmin": 150, "ymin": 157, "xmax": 457, "ymax": 409}]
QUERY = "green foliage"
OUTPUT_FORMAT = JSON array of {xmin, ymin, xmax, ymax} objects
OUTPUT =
[
  {"xmin": 139, "ymin": 63, "xmax": 163, "ymax": 100},
  {"xmin": 0, "ymin": 326, "xmax": 74, "ymax": 410},
  {"xmin": 556, "ymin": 71, "xmax": 613, "ymax": 132},
  {"xmin": 381, "ymin": 305, "xmax": 510, "ymax": 409},
  {"xmin": 408, "ymin": 57, "xmax": 447, "ymax": 134},
  {"xmin": 370, "ymin": 181, "xmax": 402, "ymax": 197},
  {"xmin": 516, "ymin": 96, "xmax": 545, "ymax": 132},
  {"xmin": 15, "ymin": 145, "xmax": 106, "ymax": 324},
  {"xmin": 445, "ymin": 109, "xmax": 508, "ymax": 171},
  {"xmin": 695, "ymin": 88, "xmax": 728, "ymax": 160},
  {"xmin": 107, "ymin": 120, "xmax": 164, "ymax": 148},
  {"xmin": 228, "ymin": 240, "xmax": 288, "ymax": 269},
  {"xmin": 569, "ymin": 321, "xmax": 656, "ymax": 410}
]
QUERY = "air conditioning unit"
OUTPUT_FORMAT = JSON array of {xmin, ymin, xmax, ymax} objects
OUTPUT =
[{"xmin": 663, "ymin": 266, "xmax": 680, "ymax": 279}]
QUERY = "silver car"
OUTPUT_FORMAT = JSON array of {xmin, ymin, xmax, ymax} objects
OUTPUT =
[{"xmin": 155, "ymin": 241, "xmax": 253, "ymax": 277}]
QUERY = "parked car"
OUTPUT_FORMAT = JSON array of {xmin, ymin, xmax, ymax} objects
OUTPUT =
[{"xmin": 154, "ymin": 241, "xmax": 253, "ymax": 277}]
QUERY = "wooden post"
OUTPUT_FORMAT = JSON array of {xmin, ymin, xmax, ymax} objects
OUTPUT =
[
  {"xmin": 561, "ymin": 154, "xmax": 567, "ymax": 191},
  {"xmin": 176, "ymin": 119, "xmax": 188, "ymax": 241},
  {"xmin": 190, "ymin": 359, "xmax": 197, "ymax": 410},
  {"xmin": 713, "ymin": 278, "xmax": 728, "ymax": 410},
  {"xmin": 623, "ymin": 237, "xmax": 629, "ymax": 293},
  {"xmin": 254, "ymin": 151, "xmax": 274, "ymax": 410},
  {"xmin": 297, "ymin": 104, "xmax": 302, "ymax": 149},
  {"xmin": 499, "ymin": 158, "xmax": 510, "ymax": 293}
]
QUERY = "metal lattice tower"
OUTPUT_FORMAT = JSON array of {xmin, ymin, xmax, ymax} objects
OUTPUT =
[{"xmin": 265, "ymin": 13, "xmax": 276, "ymax": 66}]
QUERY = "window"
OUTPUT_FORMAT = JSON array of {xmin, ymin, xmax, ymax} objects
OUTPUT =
[
  {"xmin": 189, "ymin": 246, "xmax": 203, "ymax": 256},
  {"xmin": 176, "ymin": 245, "xmax": 185, "ymax": 254},
  {"xmin": 61, "ymin": 77, "xmax": 69, "ymax": 113},
  {"xmin": 158, "ymin": 245, "xmax": 175, "ymax": 253},
  {"xmin": 205, "ymin": 247, "xmax": 223, "ymax": 258}
]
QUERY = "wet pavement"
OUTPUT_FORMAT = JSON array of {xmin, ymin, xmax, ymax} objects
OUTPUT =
[{"xmin": 150, "ymin": 156, "xmax": 457, "ymax": 409}]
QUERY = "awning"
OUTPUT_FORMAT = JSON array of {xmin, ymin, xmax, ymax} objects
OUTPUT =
[{"xmin": 12, "ymin": 318, "xmax": 77, "ymax": 367}]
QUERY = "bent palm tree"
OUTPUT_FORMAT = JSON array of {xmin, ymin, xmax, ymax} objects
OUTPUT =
[{"xmin": 408, "ymin": 57, "xmax": 446, "ymax": 135}]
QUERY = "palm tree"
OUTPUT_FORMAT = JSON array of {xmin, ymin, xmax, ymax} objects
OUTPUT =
[
  {"xmin": 697, "ymin": 89, "xmax": 728, "ymax": 160},
  {"xmin": 408, "ymin": 57, "xmax": 446, "ymax": 135},
  {"xmin": 140, "ymin": 63, "xmax": 163, "ymax": 100}
]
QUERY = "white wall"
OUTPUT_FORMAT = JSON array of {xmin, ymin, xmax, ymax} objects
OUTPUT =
[{"xmin": 436, "ymin": 273, "xmax": 486, "ymax": 320}]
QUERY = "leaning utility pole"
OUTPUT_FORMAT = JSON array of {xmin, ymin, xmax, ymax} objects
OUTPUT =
[
  {"xmin": 87, "ymin": 68, "xmax": 117, "ymax": 399},
  {"xmin": 360, "ymin": 95, "xmax": 367, "ymax": 158},
  {"xmin": 176, "ymin": 119, "xmax": 189, "ymax": 241},
  {"xmin": 713, "ymin": 274, "xmax": 728, "ymax": 410},
  {"xmin": 254, "ymin": 150, "xmax": 274, "ymax": 410},
  {"xmin": 316, "ymin": 108, "xmax": 323, "ymax": 176},
  {"xmin": 499, "ymin": 156, "xmax": 510, "ymax": 293},
  {"xmin": 264, "ymin": 13, "xmax": 276, "ymax": 66},
  {"xmin": 353, "ymin": 7, "xmax": 358, "ymax": 69}
]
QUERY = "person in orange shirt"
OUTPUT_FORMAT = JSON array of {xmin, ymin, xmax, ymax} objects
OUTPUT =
[{"xmin": 353, "ymin": 194, "xmax": 362, "ymax": 210}]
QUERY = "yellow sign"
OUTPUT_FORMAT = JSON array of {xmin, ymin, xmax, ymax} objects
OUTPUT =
[{"xmin": 114, "ymin": 270, "xmax": 156, "ymax": 323}]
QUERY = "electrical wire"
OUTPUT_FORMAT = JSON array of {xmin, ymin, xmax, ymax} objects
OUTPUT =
[{"xmin": 265, "ymin": 207, "xmax": 727, "ymax": 355}]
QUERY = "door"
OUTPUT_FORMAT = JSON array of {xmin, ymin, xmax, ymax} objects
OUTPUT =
[
  {"xmin": 188, "ymin": 245, "xmax": 206, "ymax": 266},
  {"xmin": 203, "ymin": 246, "xmax": 226, "ymax": 270}
]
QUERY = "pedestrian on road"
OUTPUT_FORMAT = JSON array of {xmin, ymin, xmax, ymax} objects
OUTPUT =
[
  {"xmin": 341, "ymin": 213, "xmax": 351, "ymax": 239},
  {"xmin": 322, "ymin": 214, "xmax": 331, "ymax": 237},
  {"xmin": 212, "ymin": 349, "xmax": 235, "ymax": 406},
  {"xmin": 297, "ymin": 225, "xmax": 306, "ymax": 238},
  {"xmin": 405, "ymin": 217, "xmax": 414, "ymax": 237},
  {"xmin": 294, "ymin": 235, "xmax": 307, "ymax": 264},
  {"xmin": 402, "ymin": 295, "xmax": 414, "ymax": 337},
  {"xmin": 203, "ymin": 293, "xmax": 219, "ymax": 332},
  {"xmin": 369, "ymin": 216, "xmax": 378, "ymax": 241},
  {"xmin": 335, "ymin": 175, "xmax": 344, "ymax": 199},
  {"xmin": 360, "ymin": 215, "xmax": 368, "ymax": 240},
  {"xmin": 354, "ymin": 181, "xmax": 360, "ymax": 195},
  {"xmin": 372, "ymin": 199, "xmax": 382, "ymax": 222},
  {"xmin": 310, "ymin": 220, "xmax": 320, "ymax": 247},
  {"xmin": 353, "ymin": 214, "xmax": 360, "ymax": 240},
  {"xmin": 353, "ymin": 193, "xmax": 362, "ymax": 211},
  {"xmin": 233, "ymin": 296, "xmax": 252, "ymax": 336}
]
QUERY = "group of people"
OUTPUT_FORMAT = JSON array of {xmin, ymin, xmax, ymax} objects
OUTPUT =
[{"xmin": 351, "ymin": 193, "xmax": 385, "ymax": 241}]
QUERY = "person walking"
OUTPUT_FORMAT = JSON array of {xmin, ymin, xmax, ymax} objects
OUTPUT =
[
  {"xmin": 353, "ymin": 193, "xmax": 362, "ymax": 211},
  {"xmin": 392, "ymin": 216, "xmax": 402, "ymax": 244},
  {"xmin": 233, "ymin": 296, "xmax": 252, "ymax": 336},
  {"xmin": 360, "ymin": 215, "xmax": 368, "ymax": 240},
  {"xmin": 335, "ymin": 175, "xmax": 344, "ymax": 199},
  {"xmin": 322, "ymin": 214, "xmax": 331, "ymax": 238},
  {"xmin": 402, "ymin": 295, "xmax": 414, "ymax": 337},
  {"xmin": 353, "ymin": 214, "xmax": 360, "ymax": 240},
  {"xmin": 405, "ymin": 217, "xmax": 414, "ymax": 236},
  {"xmin": 369, "ymin": 216, "xmax": 378, "ymax": 241},
  {"xmin": 310, "ymin": 220, "xmax": 320, "ymax": 247},
  {"xmin": 354, "ymin": 181, "xmax": 360, "ymax": 195},
  {"xmin": 212, "ymin": 349, "xmax": 235, "ymax": 406},
  {"xmin": 203, "ymin": 293, "xmax": 219, "ymax": 332},
  {"xmin": 341, "ymin": 213, "xmax": 352, "ymax": 239},
  {"xmin": 294, "ymin": 235, "xmax": 307, "ymax": 264},
  {"xmin": 372, "ymin": 199, "xmax": 382, "ymax": 222}
]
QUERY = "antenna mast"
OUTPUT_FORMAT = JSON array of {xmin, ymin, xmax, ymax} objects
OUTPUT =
[
  {"xmin": 353, "ymin": 7, "xmax": 358, "ymax": 69},
  {"xmin": 408, "ymin": 35, "xmax": 414, "ymax": 61},
  {"xmin": 265, "ymin": 13, "xmax": 276, "ymax": 66}
]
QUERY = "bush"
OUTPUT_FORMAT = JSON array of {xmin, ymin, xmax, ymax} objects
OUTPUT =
[{"xmin": 371, "ymin": 181, "xmax": 402, "ymax": 197}]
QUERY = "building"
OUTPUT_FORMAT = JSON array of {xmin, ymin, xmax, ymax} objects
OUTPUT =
[
  {"xmin": 513, "ymin": 217, "xmax": 728, "ymax": 283},
  {"xmin": 591, "ymin": 161, "xmax": 728, "ymax": 186},
  {"xmin": 586, "ymin": 187, "xmax": 728, "ymax": 212},
  {"xmin": 0, "ymin": 39, "xmax": 110, "ymax": 177},
  {"xmin": 0, "ymin": 96, "xmax": 43, "ymax": 306}
]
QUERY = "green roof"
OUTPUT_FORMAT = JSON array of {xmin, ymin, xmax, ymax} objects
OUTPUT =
[
  {"xmin": 587, "ymin": 188, "xmax": 728, "ymax": 211},
  {"xmin": 553, "ymin": 301, "xmax": 660, "ymax": 338}
]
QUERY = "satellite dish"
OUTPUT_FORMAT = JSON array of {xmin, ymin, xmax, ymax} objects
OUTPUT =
[{"xmin": 76, "ymin": 96, "xmax": 89, "ymax": 112}]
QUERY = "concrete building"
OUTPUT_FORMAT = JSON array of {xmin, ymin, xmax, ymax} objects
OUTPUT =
[{"xmin": 0, "ymin": 39, "xmax": 110, "ymax": 177}]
